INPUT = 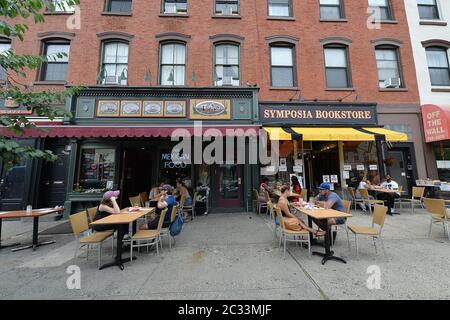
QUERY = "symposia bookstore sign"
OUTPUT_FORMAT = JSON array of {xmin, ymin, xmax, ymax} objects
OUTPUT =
[{"xmin": 260, "ymin": 103, "xmax": 377, "ymax": 125}]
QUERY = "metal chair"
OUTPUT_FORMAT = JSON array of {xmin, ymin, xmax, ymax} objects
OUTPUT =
[
  {"xmin": 267, "ymin": 201, "xmax": 280, "ymax": 244},
  {"xmin": 160, "ymin": 206, "xmax": 178, "ymax": 249},
  {"xmin": 330, "ymin": 199, "xmax": 351, "ymax": 249},
  {"xmin": 359, "ymin": 188, "xmax": 384, "ymax": 214},
  {"xmin": 347, "ymin": 187, "xmax": 365, "ymax": 211},
  {"xmin": 129, "ymin": 195, "xmax": 141, "ymax": 207},
  {"xmin": 396, "ymin": 187, "xmax": 425, "ymax": 213},
  {"xmin": 423, "ymin": 198, "xmax": 450, "ymax": 240}
]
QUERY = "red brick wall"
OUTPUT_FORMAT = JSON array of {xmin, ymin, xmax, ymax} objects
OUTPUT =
[{"xmin": 7, "ymin": 0, "xmax": 419, "ymax": 104}]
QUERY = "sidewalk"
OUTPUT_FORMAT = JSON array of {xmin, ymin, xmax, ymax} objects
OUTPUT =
[{"xmin": 0, "ymin": 209, "xmax": 449, "ymax": 300}]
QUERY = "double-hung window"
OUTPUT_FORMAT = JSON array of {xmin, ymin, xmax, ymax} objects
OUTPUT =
[
  {"xmin": 105, "ymin": 0, "xmax": 132, "ymax": 13},
  {"xmin": 270, "ymin": 45, "xmax": 295, "ymax": 87},
  {"xmin": 215, "ymin": 0, "xmax": 239, "ymax": 15},
  {"xmin": 214, "ymin": 44, "xmax": 240, "ymax": 86},
  {"xmin": 101, "ymin": 41, "xmax": 129, "ymax": 85},
  {"xmin": 426, "ymin": 47, "xmax": 450, "ymax": 86},
  {"xmin": 375, "ymin": 47, "xmax": 402, "ymax": 88},
  {"xmin": 41, "ymin": 41, "xmax": 70, "ymax": 81},
  {"xmin": 368, "ymin": 0, "xmax": 393, "ymax": 21},
  {"xmin": 0, "ymin": 40, "xmax": 11, "ymax": 81},
  {"xmin": 268, "ymin": 0, "xmax": 291, "ymax": 17},
  {"xmin": 320, "ymin": 0, "xmax": 344, "ymax": 20},
  {"xmin": 324, "ymin": 46, "xmax": 351, "ymax": 88},
  {"xmin": 418, "ymin": 0, "xmax": 440, "ymax": 20},
  {"xmin": 163, "ymin": 0, "xmax": 187, "ymax": 14},
  {"xmin": 160, "ymin": 43, "xmax": 186, "ymax": 86}
]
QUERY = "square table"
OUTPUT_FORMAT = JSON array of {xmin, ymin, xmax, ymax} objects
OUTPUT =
[
  {"xmin": 0, "ymin": 208, "xmax": 65, "ymax": 251},
  {"xmin": 90, "ymin": 207, "xmax": 154, "ymax": 270},
  {"xmin": 293, "ymin": 206, "xmax": 352, "ymax": 265}
]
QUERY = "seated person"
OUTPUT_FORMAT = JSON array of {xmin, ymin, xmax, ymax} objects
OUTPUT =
[
  {"xmin": 278, "ymin": 185, "xmax": 324, "ymax": 236},
  {"xmin": 259, "ymin": 177, "xmax": 271, "ymax": 203},
  {"xmin": 149, "ymin": 181, "xmax": 164, "ymax": 200},
  {"xmin": 177, "ymin": 180, "xmax": 192, "ymax": 207},
  {"xmin": 378, "ymin": 175, "xmax": 400, "ymax": 215},
  {"xmin": 92, "ymin": 190, "xmax": 123, "ymax": 232},
  {"xmin": 355, "ymin": 177, "xmax": 375, "ymax": 212},
  {"xmin": 313, "ymin": 183, "xmax": 347, "ymax": 231},
  {"xmin": 140, "ymin": 185, "xmax": 175, "ymax": 230},
  {"xmin": 290, "ymin": 176, "xmax": 302, "ymax": 203}
]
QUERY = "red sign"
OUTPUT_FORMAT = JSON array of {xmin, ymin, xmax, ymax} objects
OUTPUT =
[
  {"xmin": 0, "ymin": 109, "xmax": 32, "ymax": 115},
  {"xmin": 422, "ymin": 104, "xmax": 450, "ymax": 143}
]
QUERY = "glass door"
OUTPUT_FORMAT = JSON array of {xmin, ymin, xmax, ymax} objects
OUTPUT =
[{"xmin": 215, "ymin": 164, "xmax": 241, "ymax": 208}]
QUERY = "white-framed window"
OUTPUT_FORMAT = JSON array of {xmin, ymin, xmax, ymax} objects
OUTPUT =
[
  {"xmin": 163, "ymin": 0, "xmax": 187, "ymax": 14},
  {"xmin": 268, "ymin": 0, "xmax": 292, "ymax": 17},
  {"xmin": 418, "ymin": 0, "xmax": 440, "ymax": 20},
  {"xmin": 101, "ymin": 41, "xmax": 129, "ymax": 85},
  {"xmin": 375, "ymin": 47, "xmax": 402, "ymax": 88},
  {"xmin": 320, "ymin": 0, "xmax": 344, "ymax": 19},
  {"xmin": 105, "ymin": 0, "xmax": 132, "ymax": 13},
  {"xmin": 49, "ymin": 0, "xmax": 75, "ymax": 12},
  {"xmin": 41, "ymin": 40, "xmax": 70, "ymax": 81},
  {"xmin": 0, "ymin": 40, "xmax": 11, "ymax": 81},
  {"xmin": 214, "ymin": 44, "xmax": 240, "ymax": 86},
  {"xmin": 426, "ymin": 47, "xmax": 450, "ymax": 86},
  {"xmin": 324, "ymin": 46, "xmax": 351, "ymax": 88},
  {"xmin": 368, "ymin": 0, "xmax": 393, "ymax": 20},
  {"xmin": 270, "ymin": 45, "xmax": 295, "ymax": 87},
  {"xmin": 215, "ymin": 0, "xmax": 239, "ymax": 15},
  {"xmin": 160, "ymin": 43, "xmax": 186, "ymax": 86}
]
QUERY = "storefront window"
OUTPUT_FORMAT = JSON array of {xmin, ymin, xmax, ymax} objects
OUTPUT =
[
  {"xmin": 434, "ymin": 141, "xmax": 450, "ymax": 182},
  {"xmin": 75, "ymin": 148, "xmax": 115, "ymax": 192},
  {"xmin": 0, "ymin": 159, "xmax": 27, "ymax": 200},
  {"xmin": 159, "ymin": 148, "xmax": 191, "ymax": 187},
  {"xmin": 343, "ymin": 141, "xmax": 379, "ymax": 187}
]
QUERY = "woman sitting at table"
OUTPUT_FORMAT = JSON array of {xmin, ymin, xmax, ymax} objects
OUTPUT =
[
  {"xmin": 259, "ymin": 177, "xmax": 271, "ymax": 203},
  {"xmin": 278, "ymin": 186, "xmax": 325, "ymax": 236},
  {"xmin": 149, "ymin": 181, "xmax": 164, "ymax": 200},
  {"xmin": 92, "ymin": 190, "xmax": 121, "ymax": 232},
  {"xmin": 290, "ymin": 176, "xmax": 302, "ymax": 203},
  {"xmin": 177, "ymin": 180, "xmax": 193, "ymax": 207}
]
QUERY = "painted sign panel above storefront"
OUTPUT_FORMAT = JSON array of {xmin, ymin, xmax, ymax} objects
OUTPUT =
[
  {"xmin": 422, "ymin": 104, "xmax": 450, "ymax": 143},
  {"xmin": 190, "ymin": 100, "xmax": 231, "ymax": 120},
  {"xmin": 259, "ymin": 103, "xmax": 377, "ymax": 125}
]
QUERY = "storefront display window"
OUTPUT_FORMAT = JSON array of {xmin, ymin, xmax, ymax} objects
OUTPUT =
[
  {"xmin": 434, "ymin": 141, "xmax": 450, "ymax": 182},
  {"xmin": 343, "ymin": 141, "xmax": 379, "ymax": 187},
  {"xmin": 159, "ymin": 148, "xmax": 191, "ymax": 187},
  {"xmin": 75, "ymin": 148, "xmax": 115, "ymax": 192}
]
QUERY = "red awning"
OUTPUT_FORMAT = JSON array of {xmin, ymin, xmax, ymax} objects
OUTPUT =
[
  {"xmin": 422, "ymin": 104, "xmax": 450, "ymax": 143},
  {"xmin": 0, "ymin": 125, "xmax": 260, "ymax": 138}
]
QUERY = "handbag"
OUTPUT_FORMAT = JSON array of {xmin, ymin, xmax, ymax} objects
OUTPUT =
[{"xmin": 169, "ymin": 213, "xmax": 184, "ymax": 237}]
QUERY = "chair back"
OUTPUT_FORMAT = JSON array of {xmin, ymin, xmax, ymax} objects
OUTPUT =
[
  {"xmin": 267, "ymin": 201, "xmax": 275, "ymax": 220},
  {"xmin": 179, "ymin": 194, "xmax": 186, "ymax": 208},
  {"xmin": 69, "ymin": 211, "xmax": 90, "ymax": 236},
  {"xmin": 412, "ymin": 187, "xmax": 425, "ymax": 200},
  {"xmin": 423, "ymin": 198, "xmax": 445, "ymax": 217},
  {"xmin": 169, "ymin": 206, "xmax": 177, "ymax": 223},
  {"xmin": 342, "ymin": 199, "xmax": 351, "ymax": 214},
  {"xmin": 264, "ymin": 190, "xmax": 270, "ymax": 202},
  {"xmin": 275, "ymin": 206, "xmax": 286, "ymax": 230},
  {"xmin": 192, "ymin": 192, "xmax": 198, "ymax": 207},
  {"xmin": 347, "ymin": 187, "xmax": 356, "ymax": 199},
  {"xmin": 87, "ymin": 206, "xmax": 97, "ymax": 222},
  {"xmin": 253, "ymin": 189, "xmax": 259, "ymax": 201},
  {"xmin": 398, "ymin": 185, "xmax": 404, "ymax": 192},
  {"xmin": 300, "ymin": 189, "xmax": 308, "ymax": 202},
  {"xmin": 129, "ymin": 195, "xmax": 141, "ymax": 207},
  {"xmin": 359, "ymin": 188, "xmax": 369, "ymax": 200},
  {"xmin": 372, "ymin": 205, "xmax": 388, "ymax": 230},
  {"xmin": 139, "ymin": 192, "xmax": 149, "ymax": 204},
  {"xmin": 156, "ymin": 208, "xmax": 168, "ymax": 233}
]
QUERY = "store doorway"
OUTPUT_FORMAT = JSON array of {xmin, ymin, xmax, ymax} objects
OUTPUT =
[
  {"xmin": 215, "ymin": 164, "xmax": 242, "ymax": 208},
  {"xmin": 311, "ymin": 142, "xmax": 340, "ymax": 192},
  {"xmin": 119, "ymin": 149, "xmax": 153, "ymax": 207},
  {"xmin": 385, "ymin": 145, "xmax": 416, "ymax": 196}
]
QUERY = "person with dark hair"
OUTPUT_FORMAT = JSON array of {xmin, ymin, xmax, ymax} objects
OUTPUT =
[
  {"xmin": 177, "ymin": 179, "xmax": 192, "ymax": 206},
  {"xmin": 290, "ymin": 176, "xmax": 302, "ymax": 202},
  {"xmin": 259, "ymin": 177, "xmax": 271, "ymax": 202},
  {"xmin": 92, "ymin": 190, "xmax": 121, "ymax": 232},
  {"xmin": 140, "ymin": 184, "xmax": 175, "ymax": 230},
  {"xmin": 149, "ymin": 181, "xmax": 164, "ymax": 201},
  {"xmin": 278, "ymin": 185, "xmax": 325, "ymax": 235}
]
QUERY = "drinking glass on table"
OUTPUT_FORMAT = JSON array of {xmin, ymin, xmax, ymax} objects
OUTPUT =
[{"xmin": 309, "ymin": 197, "xmax": 315, "ymax": 209}]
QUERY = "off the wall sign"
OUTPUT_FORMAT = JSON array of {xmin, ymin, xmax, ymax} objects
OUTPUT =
[
  {"xmin": 422, "ymin": 104, "xmax": 450, "ymax": 143},
  {"xmin": 260, "ymin": 103, "xmax": 377, "ymax": 125}
]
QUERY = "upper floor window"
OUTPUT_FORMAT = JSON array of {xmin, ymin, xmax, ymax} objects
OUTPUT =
[
  {"xmin": 320, "ymin": 0, "xmax": 344, "ymax": 20},
  {"xmin": 101, "ymin": 41, "xmax": 129, "ymax": 85},
  {"xmin": 105, "ymin": 0, "xmax": 132, "ymax": 13},
  {"xmin": 215, "ymin": 0, "xmax": 239, "ymax": 16},
  {"xmin": 268, "ymin": 0, "xmax": 292, "ymax": 17},
  {"xmin": 375, "ymin": 46, "xmax": 403, "ymax": 88},
  {"xmin": 368, "ymin": 0, "xmax": 393, "ymax": 21},
  {"xmin": 163, "ymin": 0, "xmax": 187, "ymax": 14},
  {"xmin": 160, "ymin": 43, "xmax": 186, "ymax": 85},
  {"xmin": 324, "ymin": 46, "xmax": 351, "ymax": 88},
  {"xmin": 426, "ymin": 47, "xmax": 450, "ymax": 86},
  {"xmin": 0, "ymin": 40, "xmax": 11, "ymax": 81},
  {"xmin": 40, "ymin": 40, "xmax": 70, "ymax": 81},
  {"xmin": 48, "ymin": 0, "xmax": 75, "ymax": 12},
  {"xmin": 270, "ymin": 45, "xmax": 295, "ymax": 87},
  {"xmin": 214, "ymin": 44, "xmax": 240, "ymax": 86},
  {"xmin": 418, "ymin": 0, "xmax": 440, "ymax": 20}
]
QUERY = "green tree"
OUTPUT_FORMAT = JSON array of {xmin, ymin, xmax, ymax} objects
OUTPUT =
[{"xmin": 0, "ymin": 0, "xmax": 81, "ymax": 170}]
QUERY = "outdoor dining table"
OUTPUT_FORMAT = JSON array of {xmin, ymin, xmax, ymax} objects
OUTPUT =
[
  {"xmin": 0, "ymin": 207, "xmax": 65, "ymax": 251},
  {"xmin": 292, "ymin": 204, "xmax": 352, "ymax": 265},
  {"xmin": 90, "ymin": 207, "xmax": 154, "ymax": 271}
]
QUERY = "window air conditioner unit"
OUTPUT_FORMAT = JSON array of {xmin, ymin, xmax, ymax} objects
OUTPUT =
[
  {"xmin": 165, "ymin": 4, "xmax": 177, "ymax": 14},
  {"xmin": 384, "ymin": 77, "xmax": 401, "ymax": 88},
  {"xmin": 221, "ymin": 6, "xmax": 233, "ymax": 15},
  {"xmin": 103, "ymin": 75, "xmax": 120, "ymax": 85},
  {"xmin": 222, "ymin": 76, "xmax": 233, "ymax": 85}
]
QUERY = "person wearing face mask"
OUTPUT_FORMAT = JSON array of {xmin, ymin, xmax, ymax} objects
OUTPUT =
[{"xmin": 378, "ymin": 175, "xmax": 400, "ymax": 215}]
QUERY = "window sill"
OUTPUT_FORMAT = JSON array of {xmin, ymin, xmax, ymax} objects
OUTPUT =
[
  {"xmin": 159, "ymin": 13, "xmax": 189, "ymax": 18},
  {"xmin": 44, "ymin": 11, "xmax": 74, "ymax": 15},
  {"xmin": 34, "ymin": 81, "xmax": 67, "ymax": 86},
  {"xmin": 320, "ymin": 18, "xmax": 348, "ymax": 23},
  {"xmin": 379, "ymin": 88, "xmax": 408, "ymax": 92},
  {"xmin": 325, "ymin": 87, "xmax": 355, "ymax": 91},
  {"xmin": 266, "ymin": 16, "xmax": 296, "ymax": 21},
  {"xmin": 371, "ymin": 20, "xmax": 398, "ymax": 24},
  {"xmin": 419, "ymin": 20, "xmax": 447, "ymax": 26},
  {"xmin": 269, "ymin": 86, "xmax": 299, "ymax": 91},
  {"xmin": 212, "ymin": 14, "xmax": 242, "ymax": 19},
  {"xmin": 101, "ymin": 12, "xmax": 132, "ymax": 16},
  {"xmin": 431, "ymin": 87, "xmax": 450, "ymax": 92}
]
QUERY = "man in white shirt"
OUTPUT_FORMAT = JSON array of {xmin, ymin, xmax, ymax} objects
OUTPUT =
[
  {"xmin": 355, "ymin": 177, "xmax": 375, "ymax": 212},
  {"xmin": 379, "ymin": 175, "xmax": 400, "ymax": 215}
]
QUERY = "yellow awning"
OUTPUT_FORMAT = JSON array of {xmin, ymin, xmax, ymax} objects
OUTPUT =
[{"xmin": 264, "ymin": 127, "xmax": 408, "ymax": 142}]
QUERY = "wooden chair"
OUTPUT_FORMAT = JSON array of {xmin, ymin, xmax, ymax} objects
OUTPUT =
[
  {"xmin": 300, "ymin": 189, "xmax": 308, "ymax": 202},
  {"xmin": 69, "ymin": 211, "xmax": 114, "ymax": 268},
  {"xmin": 182, "ymin": 191, "xmax": 197, "ymax": 220},
  {"xmin": 275, "ymin": 206, "xmax": 311, "ymax": 259},
  {"xmin": 347, "ymin": 187, "xmax": 365, "ymax": 211},
  {"xmin": 86, "ymin": 207, "xmax": 97, "ymax": 223},
  {"xmin": 359, "ymin": 188, "xmax": 384, "ymax": 214},
  {"xmin": 129, "ymin": 195, "xmax": 142, "ymax": 207},
  {"xmin": 264, "ymin": 191, "xmax": 271, "ymax": 216},
  {"xmin": 130, "ymin": 208, "xmax": 168, "ymax": 263},
  {"xmin": 330, "ymin": 199, "xmax": 351, "ymax": 249},
  {"xmin": 347, "ymin": 205, "xmax": 388, "ymax": 258},
  {"xmin": 267, "ymin": 201, "xmax": 280, "ymax": 243},
  {"xmin": 423, "ymin": 198, "xmax": 450, "ymax": 240},
  {"xmin": 254, "ymin": 189, "xmax": 267, "ymax": 215},
  {"xmin": 397, "ymin": 187, "xmax": 425, "ymax": 213},
  {"xmin": 139, "ymin": 192, "xmax": 149, "ymax": 206},
  {"xmin": 160, "ymin": 206, "xmax": 178, "ymax": 249}
]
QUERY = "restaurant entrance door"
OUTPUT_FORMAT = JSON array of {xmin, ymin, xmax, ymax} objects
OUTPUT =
[{"xmin": 215, "ymin": 164, "xmax": 242, "ymax": 209}]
